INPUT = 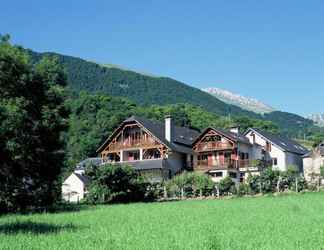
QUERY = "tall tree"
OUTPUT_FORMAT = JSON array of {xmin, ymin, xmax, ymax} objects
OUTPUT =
[{"xmin": 0, "ymin": 36, "xmax": 69, "ymax": 212}]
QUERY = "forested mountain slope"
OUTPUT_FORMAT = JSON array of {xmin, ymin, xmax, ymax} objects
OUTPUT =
[
  {"xmin": 27, "ymin": 50, "xmax": 258, "ymax": 117},
  {"xmin": 27, "ymin": 50, "xmax": 318, "ymax": 138}
]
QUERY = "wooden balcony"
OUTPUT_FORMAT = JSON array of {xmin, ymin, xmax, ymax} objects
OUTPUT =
[
  {"xmin": 195, "ymin": 142, "xmax": 233, "ymax": 152},
  {"xmin": 196, "ymin": 159, "xmax": 236, "ymax": 170},
  {"xmin": 108, "ymin": 138, "xmax": 161, "ymax": 152},
  {"xmin": 195, "ymin": 159, "xmax": 257, "ymax": 171}
]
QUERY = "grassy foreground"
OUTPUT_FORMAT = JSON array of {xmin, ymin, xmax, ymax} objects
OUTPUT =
[{"xmin": 1, "ymin": 193, "xmax": 324, "ymax": 250}]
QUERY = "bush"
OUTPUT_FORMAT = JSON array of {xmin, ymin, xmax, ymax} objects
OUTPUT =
[
  {"xmin": 165, "ymin": 172, "xmax": 214, "ymax": 198},
  {"xmin": 237, "ymin": 183, "xmax": 249, "ymax": 197},
  {"xmin": 296, "ymin": 176, "xmax": 307, "ymax": 192},
  {"xmin": 246, "ymin": 175, "xmax": 261, "ymax": 195},
  {"xmin": 246, "ymin": 166, "xmax": 308, "ymax": 195},
  {"xmin": 85, "ymin": 164, "xmax": 149, "ymax": 204},
  {"xmin": 218, "ymin": 177, "xmax": 235, "ymax": 196},
  {"xmin": 279, "ymin": 165, "xmax": 300, "ymax": 191},
  {"xmin": 145, "ymin": 183, "xmax": 165, "ymax": 201},
  {"xmin": 260, "ymin": 168, "xmax": 280, "ymax": 193}
]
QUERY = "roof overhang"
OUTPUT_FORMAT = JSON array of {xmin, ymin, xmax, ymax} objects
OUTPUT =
[
  {"xmin": 192, "ymin": 127, "xmax": 237, "ymax": 147},
  {"xmin": 96, "ymin": 118, "xmax": 169, "ymax": 153}
]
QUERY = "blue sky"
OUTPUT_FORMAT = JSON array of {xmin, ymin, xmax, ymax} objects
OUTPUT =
[{"xmin": 1, "ymin": 0, "xmax": 323, "ymax": 115}]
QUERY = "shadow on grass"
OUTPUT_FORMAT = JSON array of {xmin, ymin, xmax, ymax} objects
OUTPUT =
[
  {"xmin": 46, "ymin": 202, "xmax": 93, "ymax": 214},
  {"xmin": 0, "ymin": 221, "xmax": 78, "ymax": 235}
]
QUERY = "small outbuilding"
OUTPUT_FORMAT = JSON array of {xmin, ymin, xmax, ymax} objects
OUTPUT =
[
  {"xmin": 303, "ymin": 142, "xmax": 324, "ymax": 183},
  {"xmin": 62, "ymin": 158, "xmax": 101, "ymax": 202},
  {"xmin": 62, "ymin": 172, "xmax": 90, "ymax": 202}
]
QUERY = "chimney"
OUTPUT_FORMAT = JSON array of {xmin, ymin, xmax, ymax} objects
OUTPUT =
[
  {"xmin": 165, "ymin": 115, "xmax": 173, "ymax": 142},
  {"xmin": 230, "ymin": 126, "xmax": 240, "ymax": 135}
]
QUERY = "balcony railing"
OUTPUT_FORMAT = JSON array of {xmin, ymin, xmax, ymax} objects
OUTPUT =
[
  {"xmin": 108, "ymin": 138, "xmax": 160, "ymax": 151},
  {"xmin": 195, "ymin": 142, "xmax": 233, "ymax": 152},
  {"xmin": 195, "ymin": 159, "xmax": 261, "ymax": 170}
]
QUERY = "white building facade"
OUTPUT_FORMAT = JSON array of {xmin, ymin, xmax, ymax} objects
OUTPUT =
[
  {"xmin": 303, "ymin": 143, "xmax": 324, "ymax": 183},
  {"xmin": 245, "ymin": 128, "xmax": 309, "ymax": 172}
]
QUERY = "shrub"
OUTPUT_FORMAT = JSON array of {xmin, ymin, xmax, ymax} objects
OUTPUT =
[
  {"xmin": 85, "ymin": 164, "xmax": 149, "ymax": 204},
  {"xmin": 296, "ymin": 176, "xmax": 307, "ymax": 192},
  {"xmin": 260, "ymin": 167, "xmax": 280, "ymax": 193},
  {"xmin": 246, "ymin": 175, "xmax": 261, "ymax": 195},
  {"xmin": 237, "ymin": 183, "xmax": 249, "ymax": 196},
  {"xmin": 145, "ymin": 183, "xmax": 165, "ymax": 201},
  {"xmin": 165, "ymin": 172, "xmax": 214, "ymax": 198},
  {"xmin": 218, "ymin": 177, "xmax": 235, "ymax": 196},
  {"xmin": 279, "ymin": 165, "xmax": 299, "ymax": 191}
]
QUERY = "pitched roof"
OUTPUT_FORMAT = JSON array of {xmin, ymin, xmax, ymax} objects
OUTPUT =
[
  {"xmin": 193, "ymin": 127, "xmax": 251, "ymax": 146},
  {"xmin": 74, "ymin": 173, "xmax": 90, "ymax": 186},
  {"xmin": 97, "ymin": 116, "xmax": 200, "ymax": 154},
  {"xmin": 246, "ymin": 128, "xmax": 309, "ymax": 155},
  {"xmin": 75, "ymin": 158, "xmax": 102, "ymax": 171},
  {"xmin": 216, "ymin": 128, "xmax": 251, "ymax": 144},
  {"xmin": 119, "ymin": 159, "xmax": 164, "ymax": 170}
]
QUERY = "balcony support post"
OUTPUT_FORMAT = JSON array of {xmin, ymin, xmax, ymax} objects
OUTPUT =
[
  {"xmin": 140, "ymin": 148, "xmax": 143, "ymax": 160},
  {"xmin": 120, "ymin": 150, "xmax": 123, "ymax": 162}
]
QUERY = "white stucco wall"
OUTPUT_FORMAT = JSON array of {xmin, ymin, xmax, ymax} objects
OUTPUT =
[
  {"xmin": 245, "ymin": 130, "xmax": 291, "ymax": 171},
  {"xmin": 303, "ymin": 154, "xmax": 324, "ymax": 182},
  {"xmin": 269, "ymin": 145, "xmax": 287, "ymax": 171},
  {"xmin": 62, "ymin": 173, "xmax": 86, "ymax": 203}
]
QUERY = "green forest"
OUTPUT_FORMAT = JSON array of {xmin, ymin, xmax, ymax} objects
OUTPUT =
[{"xmin": 26, "ymin": 50, "xmax": 322, "ymax": 139}]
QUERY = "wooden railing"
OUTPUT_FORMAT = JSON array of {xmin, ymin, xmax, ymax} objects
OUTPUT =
[
  {"xmin": 196, "ymin": 159, "xmax": 236, "ymax": 170},
  {"xmin": 195, "ymin": 159, "xmax": 261, "ymax": 170},
  {"xmin": 195, "ymin": 142, "xmax": 233, "ymax": 152},
  {"xmin": 108, "ymin": 138, "xmax": 160, "ymax": 151}
]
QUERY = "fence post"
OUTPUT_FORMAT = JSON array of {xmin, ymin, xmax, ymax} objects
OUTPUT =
[
  {"xmin": 163, "ymin": 186, "xmax": 167, "ymax": 199},
  {"xmin": 276, "ymin": 176, "xmax": 281, "ymax": 193},
  {"xmin": 295, "ymin": 177, "xmax": 298, "ymax": 193}
]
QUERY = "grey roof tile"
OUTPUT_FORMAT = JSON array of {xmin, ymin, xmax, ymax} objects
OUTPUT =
[
  {"xmin": 117, "ymin": 159, "xmax": 164, "ymax": 170},
  {"xmin": 74, "ymin": 173, "xmax": 91, "ymax": 186},
  {"xmin": 247, "ymin": 128, "xmax": 309, "ymax": 155}
]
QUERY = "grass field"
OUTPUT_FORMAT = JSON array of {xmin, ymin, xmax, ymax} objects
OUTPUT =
[{"xmin": 1, "ymin": 193, "xmax": 324, "ymax": 250}]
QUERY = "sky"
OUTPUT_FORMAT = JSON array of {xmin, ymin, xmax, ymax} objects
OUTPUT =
[{"xmin": 1, "ymin": 0, "xmax": 323, "ymax": 115}]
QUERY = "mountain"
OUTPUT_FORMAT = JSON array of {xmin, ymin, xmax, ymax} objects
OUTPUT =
[
  {"xmin": 308, "ymin": 114, "xmax": 324, "ymax": 127},
  {"xmin": 27, "ymin": 49, "xmax": 317, "ymax": 137},
  {"xmin": 27, "ymin": 50, "xmax": 256, "ymax": 118},
  {"xmin": 203, "ymin": 87, "xmax": 275, "ymax": 114}
]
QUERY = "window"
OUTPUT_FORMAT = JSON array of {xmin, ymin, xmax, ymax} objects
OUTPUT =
[
  {"xmin": 272, "ymin": 158, "xmax": 278, "ymax": 166},
  {"xmin": 128, "ymin": 151, "xmax": 140, "ymax": 161},
  {"xmin": 198, "ymin": 154, "xmax": 208, "ymax": 165},
  {"xmin": 210, "ymin": 172, "xmax": 223, "ymax": 178},
  {"xmin": 266, "ymin": 141, "xmax": 272, "ymax": 152},
  {"xmin": 229, "ymin": 172, "xmax": 237, "ymax": 179},
  {"xmin": 239, "ymin": 152, "xmax": 249, "ymax": 160}
]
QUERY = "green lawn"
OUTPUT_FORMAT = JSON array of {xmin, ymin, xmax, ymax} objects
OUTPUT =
[{"xmin": 1, "ymin": 193, "xmax": 324, "ymax": 250}]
